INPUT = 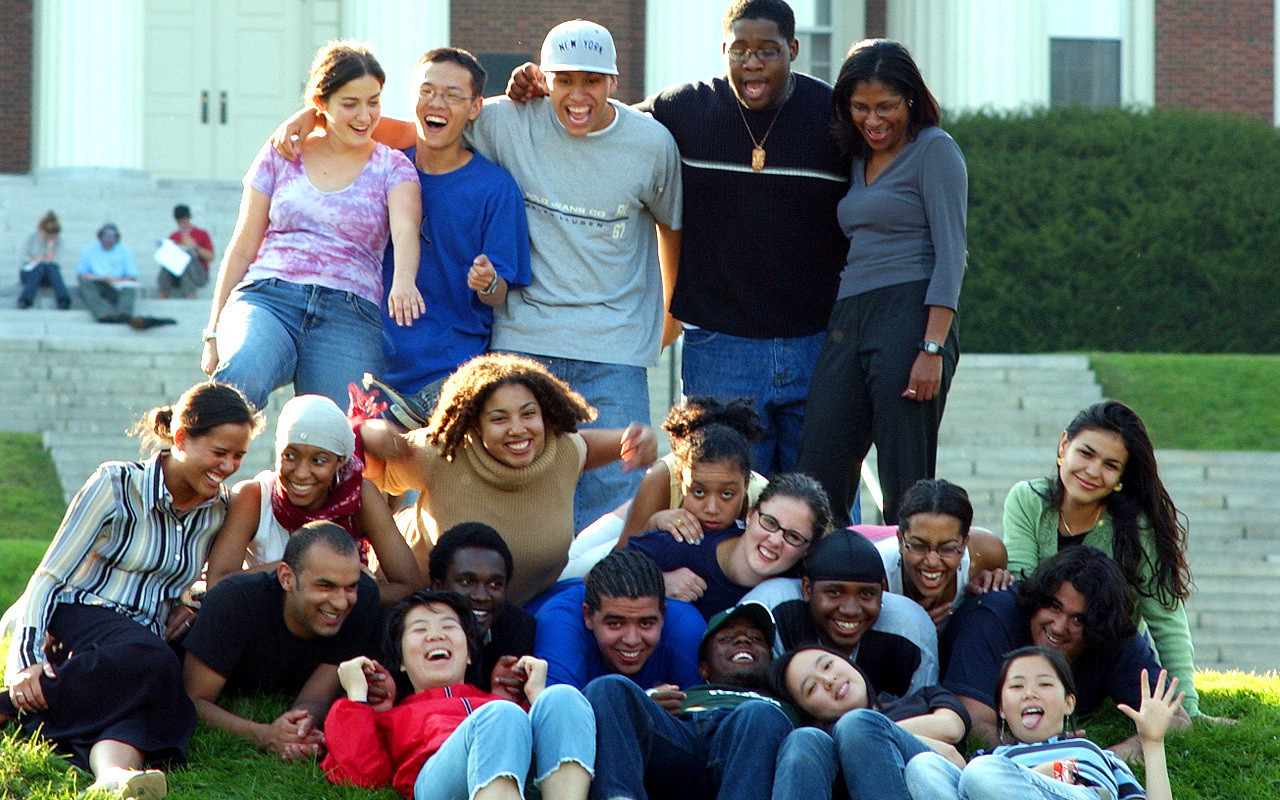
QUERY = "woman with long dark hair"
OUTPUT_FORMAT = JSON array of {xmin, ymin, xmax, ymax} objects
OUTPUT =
[{"xmin": 1002, "ymin": 400, "xmax": 1198, "ymax": 715}]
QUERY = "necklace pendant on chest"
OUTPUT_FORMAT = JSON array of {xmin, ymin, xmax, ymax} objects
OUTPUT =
[{"xmin": 751, "ymin": 146, "xmax": 766, "ymax": 171}]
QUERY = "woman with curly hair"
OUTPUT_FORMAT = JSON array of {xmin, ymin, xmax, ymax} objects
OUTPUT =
[
  {"xmin": 1001, "ymin": 400, "xmax": 1199, "ymax": 716},
  {"xmin": 362, "ymin": 353, "xmax": 656, "ymax": 606}
]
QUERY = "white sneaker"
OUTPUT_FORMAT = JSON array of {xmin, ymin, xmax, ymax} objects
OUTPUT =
[{"xmin": 83, "ymin": 768, "xmax": 167, "ymax": 800}]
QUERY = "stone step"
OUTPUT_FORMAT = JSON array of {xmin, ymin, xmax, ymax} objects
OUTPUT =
[
  {"xmin": 1193, "ymin": 644, "xmax": 1280, "ymax": 674},
  {"xmin": 0, "ymin": 172, "xmax": 243, "ymax": 296},
  {"xmin": 1191, "ymin": 609, "xmax": 1280, "ymax": 632}
]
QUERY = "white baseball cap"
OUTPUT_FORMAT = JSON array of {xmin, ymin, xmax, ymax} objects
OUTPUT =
[{"xmin": 540, "ymin": 19, "xmax": 618, "ymax": 76}]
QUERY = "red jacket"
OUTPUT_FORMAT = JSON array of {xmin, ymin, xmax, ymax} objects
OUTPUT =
[{"xmin": 321, "ymin": 684, "xmax": 510, "ymax": 799}]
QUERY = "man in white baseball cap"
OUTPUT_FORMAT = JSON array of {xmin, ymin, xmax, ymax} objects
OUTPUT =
[{"xmin": 459, "ymin": 19, "xmax": 683, "ymax": 535}]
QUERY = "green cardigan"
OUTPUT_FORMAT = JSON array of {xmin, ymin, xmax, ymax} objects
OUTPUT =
[{"xmin": 1002, "ymin": 478, "xmax": 1199, "ymax": 716}]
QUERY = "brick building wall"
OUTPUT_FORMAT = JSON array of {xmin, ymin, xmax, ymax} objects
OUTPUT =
[
  {"xmin": 0, "ymin": 0, "xmax": 33, "ymax": 173},
  {"xmin": 1155, "ymin": 0, "xmax": 1274, "ymax": 120},
  {"xmin": 452, "ymin": 0, "xmax": 647, "ymax": 103}
]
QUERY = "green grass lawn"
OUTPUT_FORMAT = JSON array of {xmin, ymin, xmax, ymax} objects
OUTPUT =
[
  {"xmin": 0, "ymin": 433, "xmax": 67, "ymax": 543},
  {"xmin": 1090, "ymin": 353, "xmax": 1280, "ymax": 450}
]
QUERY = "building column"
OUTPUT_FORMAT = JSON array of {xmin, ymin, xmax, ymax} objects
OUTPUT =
[
  {"xmin": 888, "ymin": 0, "xmax": 1049, "ymax": 113},
  {"xmin": 1124, "ymin": 0, "xmax": 1155, "ymax": 107},
  {"xmin": 342, "ymin": 0, "xmax": 450, "ymax": 119},
  {"xmin": 644, "ymin": 0, "xmax": 724, "ymax": 96},
  {"xmin": 33, "ymin": 0, "xmax": 144, "ymax": 169}
]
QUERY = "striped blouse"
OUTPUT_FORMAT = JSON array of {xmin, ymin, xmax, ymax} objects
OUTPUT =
[
  {"xmin": 15, "ymin": 453, "xmax": 230, "ymax": 670},
  {"xmin": 982, "ymin": 736, "xmax": 1144, "ymax": 800}
]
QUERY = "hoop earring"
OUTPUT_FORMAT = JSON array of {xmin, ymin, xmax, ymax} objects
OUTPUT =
[
  {"xmin": 1113, "ymin": 483, "xmax": 1123, "ymax": 492},
  {"xmin": 1057, "ymin": 456, "xmax": 1063, "ymax": 466}
]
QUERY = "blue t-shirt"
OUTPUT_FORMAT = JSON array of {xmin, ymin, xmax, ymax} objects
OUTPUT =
[
  {"xmin": 624, "ymin": 523, "xmax": 751, "ymax": 620},
  {"xmin": 941, "ymin": 584, "xmax": 1160, "ymax": 716},
  {"xmin": 533, "ymin": 582, "xmax": 704, "ymax": 690},
  {"xmin": 381, "ymin": 148, "xmax": 531, "ymax": 393}
]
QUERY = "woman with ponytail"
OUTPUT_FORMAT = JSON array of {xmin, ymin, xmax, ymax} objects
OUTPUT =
[{"xmin": 2, "ymin": 382, "xmax": 261, "ymax": 798}]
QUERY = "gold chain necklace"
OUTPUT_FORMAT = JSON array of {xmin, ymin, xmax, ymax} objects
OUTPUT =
[
  {"xmin": 1060, "ymin": 505, "xmax": 1103, "ymax": 537},
  {"xmin": 735, "ymin": 76, "xmax": 793, "ymax": 171}
]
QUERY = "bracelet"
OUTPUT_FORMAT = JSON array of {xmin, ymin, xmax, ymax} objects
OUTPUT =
[
  {"xmin": 201, "ymin": 327, "xmax": 217, "ymax": 342},
  {"xmin": 478, "ymin": 276, "xmax": 500, "ymax": 296}
]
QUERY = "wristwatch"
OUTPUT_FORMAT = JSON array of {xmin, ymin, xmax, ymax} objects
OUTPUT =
[
  {"xmin": 201, "ymin": 327, "xmax": 217, "ymax": 342},
  {"xmin": 919, "ymin": 339, "xmax": 942, "ymax": 355}
]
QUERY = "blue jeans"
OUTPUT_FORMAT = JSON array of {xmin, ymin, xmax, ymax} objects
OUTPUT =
[
  {"xmin": 214, "ymin": 278, "xmax": 385, "ymax": 410},
  {"xmin": 585, "ymin": 674, "xmax": 793, "ymax": 800},
  {"xmin": 413, "ymin": 684, "xmax": 595, "ymax": 800},
  {"xmin": 508, "ymin": 353, "xmax": 650, "ymax": 533},
  {"xmin": 904, "ymin": 752, "xmax": 1100, "ymax": 800},
  {"xmin": 680, "ymin": 327, "xmax": 826, "ymax": 478},
  {"xmin": 19, "ymin": 262, "xmax": 71, "ymax": 308},
  {"xmin": 775, "ymin": 709, "xmax": 931, "ymax": 800}
]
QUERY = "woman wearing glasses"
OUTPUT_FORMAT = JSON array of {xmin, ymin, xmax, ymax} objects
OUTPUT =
[
  {"xmin": 622, "ymin": 473, "xmax": 833, "ymax": 620},
  {"xmin": 875, "ymin": 479, "xmax": 1010, "ymax": 628},
  {"xmin": 202, "ymin": 40, "xmax": 423, "ymax": 411},
  {"xmin": 797, "ymin": 39, "xmax": 968, "ymax": 529}
]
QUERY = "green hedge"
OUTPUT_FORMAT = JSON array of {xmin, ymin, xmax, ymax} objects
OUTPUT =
[{"xmin": 948, "ymin": 106, "xmax": 1280, "ymax": 353}]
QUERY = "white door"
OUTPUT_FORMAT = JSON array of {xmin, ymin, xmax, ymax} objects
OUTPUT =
[{"xmin": 144, "ymin": 0, "xmax": 307, "ymax": 180}]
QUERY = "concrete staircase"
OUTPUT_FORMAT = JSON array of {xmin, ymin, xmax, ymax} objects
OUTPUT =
[
  {"xmin": 0, "ymin": 300, "xmax": 289, "ymax": 494},
  {"xmin": 0, "ymin": 299, "xmax": 681, "ymax": 500},
  {"xmin": 0, "ymin": 169, "xmax": 243, "ymax": 309}
]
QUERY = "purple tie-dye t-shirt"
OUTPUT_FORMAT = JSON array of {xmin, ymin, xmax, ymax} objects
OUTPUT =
[{"xmin": 243, "ymin": 141, "xmax": 418, "ymax": 306}]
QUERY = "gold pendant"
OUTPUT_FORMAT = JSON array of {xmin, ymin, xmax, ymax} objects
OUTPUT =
[{"xmin": 751, "ymin": 146, "xmax": 765, "ymax": 171}]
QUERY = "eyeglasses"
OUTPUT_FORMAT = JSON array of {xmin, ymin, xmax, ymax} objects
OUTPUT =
[
  {"xmin": 756, "ymin": 511, "xmax": 811, "ymax": 548},
  {"xmin": 901, "ymin": 541, "xmax": 965, "ymax": 560},
  {"xmin": 726, "ymin": 47, "xmax": 785, "ymax": 63},
  {"xmin": 418, "ymin": 86, "xmax": 474, "ymax": 106},
  {"xmin": 850, "ymin": 97, "xmax": 906, "ymax": 120}
]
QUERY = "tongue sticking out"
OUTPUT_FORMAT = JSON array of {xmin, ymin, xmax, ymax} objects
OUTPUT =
[{"xmin": 1021, "ymin": 710, "xmax": 1044, "ymax": 729}]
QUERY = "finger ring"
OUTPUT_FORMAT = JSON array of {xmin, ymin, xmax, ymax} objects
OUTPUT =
[
  {"xmin": 907, "ymin": 389, "xmax": 918, "ymax": 395},
  {"xmin": 183, "ymin": 621, "xmax": 191, "ymax": 628},
  {"xmin": 14, "ymin": 691, "xmax": 23, "ymax": 698}
]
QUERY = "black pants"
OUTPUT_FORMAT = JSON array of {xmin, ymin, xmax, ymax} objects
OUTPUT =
[
  {"xmin": 19, "ymin": 603, "xmax": 196, "ymax": 769},
  {"xmin": 797, "ymin": 279, "xmax": 958, "ymax": 526}
]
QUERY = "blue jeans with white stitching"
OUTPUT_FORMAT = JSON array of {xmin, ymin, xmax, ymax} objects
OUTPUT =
[{"xmin": 214, "ymin": 278, "xmax": 385, "ymax": 409}]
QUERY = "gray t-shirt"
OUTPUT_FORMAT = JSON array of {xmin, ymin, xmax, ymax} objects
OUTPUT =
[
  {"xmin": 467, "ymin": 97, "xmax": 683, "ymax": 367},
  {"xmin": 836, "ymin": 125, "xmax": 967, "ymax": 309}
]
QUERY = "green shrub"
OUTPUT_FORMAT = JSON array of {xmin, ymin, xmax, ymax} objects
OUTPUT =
[{"xmin": 949, "ymin": 106, "xmax": 1280, "ymax": 352}]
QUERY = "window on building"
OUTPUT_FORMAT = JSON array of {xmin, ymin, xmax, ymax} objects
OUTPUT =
[
  {"xmin": 795, "ymin": 0, "xmax": 835, "ymax": 83},
  {"xmin": 1050, "ymin": 38, "xmax": 1121, "ymax": 106},
  {"xmin": 476, "ymin": 53, "xmax": 535, "ymax": 97}
]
